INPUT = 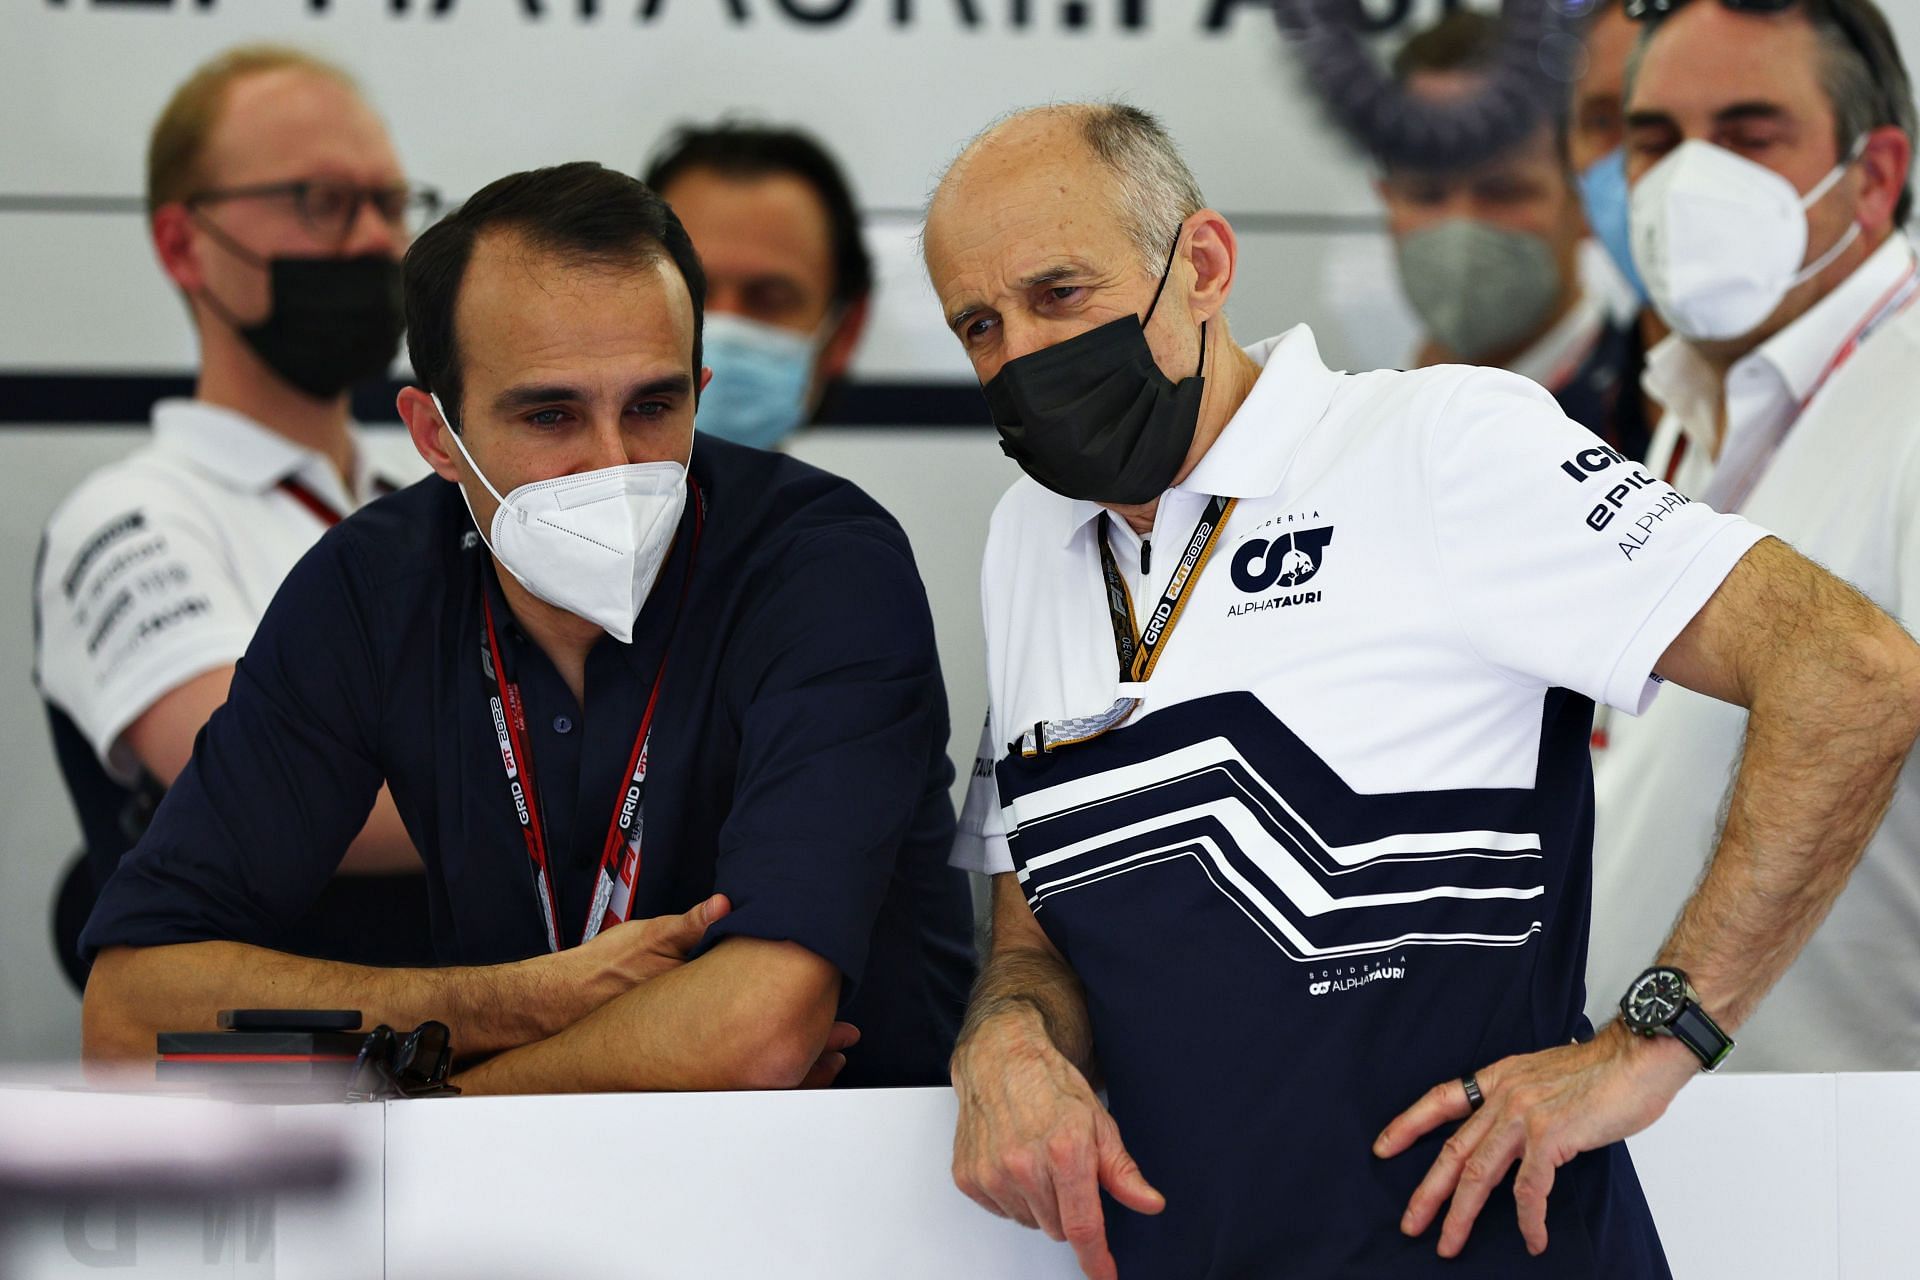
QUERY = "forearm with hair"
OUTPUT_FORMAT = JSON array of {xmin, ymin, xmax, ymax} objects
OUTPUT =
[
  {"xmin": 82, "ymin": 941, "xmax": 574, "ymax": 1066},
  {"xmin": 450, "ymin": 938, "xmax": 838, "ymax": 1095},
  {"xmin": 1654, "ymin": 542, "xmax": 1920, "ymax": 1028},
  {"xmin": 961, "ymin": 943, "xmax": 1099, "ymax": 1077}
]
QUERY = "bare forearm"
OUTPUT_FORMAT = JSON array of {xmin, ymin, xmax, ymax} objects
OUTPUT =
[
  {"xmin": 1660, "ymin": 581, "xmax": 1920, "ymax": 1027},
  {"xmin": 82, "ymin": 941, "xmax": 573, "ymax": 1065},
  {"xmin": 951, "ymin": 873, "xmax": 1099, "ymax": 1079},
  {"xmin": 453, "ymin": 938, "xmax": 839, "ymax": 1096},
  {"xmin": 960, "ymin": 943, "xmax": 1098, "ymax": 1077}
]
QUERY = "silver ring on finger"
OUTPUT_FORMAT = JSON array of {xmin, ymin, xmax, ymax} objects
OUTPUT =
[{"xmin": 1461, "ymin": 1073, "xmax": 1485, "ymax": 1112}]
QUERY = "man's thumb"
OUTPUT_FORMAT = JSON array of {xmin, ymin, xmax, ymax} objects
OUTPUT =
[
  {"xmin": 693, "ymin": 893, "xmax": 731, "ymax": 930},
  {"xmin": 661, "ymin": 893, "xmax": 729, "ymax": 948},
  {"xmin": 1096, "ymin": 1125, "xmax": 1165, "ymax": 1216}
]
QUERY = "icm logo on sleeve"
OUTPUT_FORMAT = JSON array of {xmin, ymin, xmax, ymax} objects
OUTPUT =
[{"xmin": 1227, "ymin": 526, "xmax": 1333, "ymax": 616}]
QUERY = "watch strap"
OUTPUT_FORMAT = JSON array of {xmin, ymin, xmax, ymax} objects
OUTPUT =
[{"xmin": 1670, "ymin": 1000, "xmax": 1735, "ymax": 1072}]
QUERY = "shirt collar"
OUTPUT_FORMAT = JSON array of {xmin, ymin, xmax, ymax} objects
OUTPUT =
[
  {"xmin": 1058, "ymin": 324, "xmax": 1343, "ymax": 545},
  {"xmin": 1754, "ymin": 232, "xmax": 1916, "ymax": 403},
  {"xmin": 1645, "ymin": 233, "xmax": 1918, "ymax": 439},
  {"xmin": 151, "ymin": 398, "xmax": 370, "ymax": 512}
]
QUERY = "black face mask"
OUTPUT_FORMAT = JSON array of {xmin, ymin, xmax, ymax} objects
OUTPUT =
[
  {"xmin": 983, "ymin": 239, "xmax": 1206, "ymax": 506},
  {"xmin": 197, "ymin": 236, "xmax": 405, "ymax": 400}
]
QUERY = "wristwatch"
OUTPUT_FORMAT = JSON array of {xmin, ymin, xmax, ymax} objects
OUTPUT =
[{"xmin": 1619, "ymin": 966, "xmax": 1735, "ymax": 1071}]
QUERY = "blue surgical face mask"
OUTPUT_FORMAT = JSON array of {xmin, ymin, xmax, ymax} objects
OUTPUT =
[
  {"xmin": 1577, "ymin": 147, "xmax": 1648, "ymax": 306},
  {"xmin": 695, "ymin": 313, "xmax": 823, "ymax": 450}
]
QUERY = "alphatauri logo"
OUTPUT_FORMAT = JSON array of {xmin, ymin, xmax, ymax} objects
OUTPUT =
[
  {"xmin": 1228, "ymin": 525, "xmax": 1336, "ymax": 594},
  {"xmin": 1231, "ymin": 527, "xmax": 1335, "ymax": 593},
  {"xmin": 1308, "ymin": 956, "xmax": 1408, "ymax": 997}
]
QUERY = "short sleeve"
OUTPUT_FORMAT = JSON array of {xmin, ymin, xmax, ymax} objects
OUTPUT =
[
  {"xmin": 36, "ymin": 475, "xmax": 258, "ymax": 778},
  {"xmin": 1423, "ymin": 368, "xmax": 1768, "ymax": 714},
  {"xmin": 950, "ymin": 709, "xmax": 1015, "ymax": 874},
  {"xmin": 699, "ymin": 526, "xmax": 952, "ymax": 995},
  {"xmin": 79, "ymin": 531, "xmax": 387, "ymax": 959}
]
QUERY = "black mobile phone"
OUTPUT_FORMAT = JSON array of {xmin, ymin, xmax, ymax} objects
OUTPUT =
[{"xmin": 217, "ymin": 1009, "xmax": 363, "ymax": 1033}]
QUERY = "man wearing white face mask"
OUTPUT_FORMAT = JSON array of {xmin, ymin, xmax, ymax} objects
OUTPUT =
[
  {"xmin": 1586, "ymin": 0, "xmax": 1920, "ymax": 1070},
  {"xmin": 644, "ymin": 122, "xmax": 872, "ymax": 451},
  {"xmin": 78, "ymin": 162, "xmax": 977, "ymax": 1091}
]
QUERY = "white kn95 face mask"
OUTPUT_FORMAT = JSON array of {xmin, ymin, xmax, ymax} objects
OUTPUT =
[
  {"xmin": 434, "ymin": 393, "xmax": 688, "ymax": 644},
  {"xmin": 1630, "ymin": 137, "xmax": 1865, "ymax": 342}
]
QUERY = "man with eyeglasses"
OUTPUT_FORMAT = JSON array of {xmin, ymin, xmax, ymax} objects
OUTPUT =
[
  {"xmin": 1588, "ymin": 0, "xmax": 1920, "ymax": 1072},
  {"xmin": 36, "ymin": 45, "xmax": 441, "ymax": 980}
]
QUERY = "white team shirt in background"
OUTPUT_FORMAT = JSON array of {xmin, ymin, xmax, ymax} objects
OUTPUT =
[
  {"xmin": 953, "ymin": 325, "xmax": 1767, "ymax": 877},
  {"xmin": 1589, "ymin": 234, "xmax": 1920, "ymax": 1071},
  {"xmin": 35, "ymin": 399, "xmax": 420, "ymax": 784}
]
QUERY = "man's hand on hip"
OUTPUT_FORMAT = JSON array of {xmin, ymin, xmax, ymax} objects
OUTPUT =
[
  {"xmin": 950, "ymin": 1001, "xmax": 1164, "ymax": 1280},
  {"xmin": 1373, "ymin": 1022, "xmax": 1697, "ymax": 1259}
]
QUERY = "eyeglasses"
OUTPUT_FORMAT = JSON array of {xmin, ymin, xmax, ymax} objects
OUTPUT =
[{"xmin": 186, "ymin": 180, "xmax": 442, "ymax": 247}]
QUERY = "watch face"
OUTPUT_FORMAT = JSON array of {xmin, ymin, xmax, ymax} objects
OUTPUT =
[{"xmin": 1627, "ymin": 968, "xmax": 1687, "ymax": 1027}]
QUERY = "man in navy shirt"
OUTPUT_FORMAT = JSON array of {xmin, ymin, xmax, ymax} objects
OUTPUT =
[{"xmin": 81, "ymin": 162, "xmax": 974, "ymax": 1092}]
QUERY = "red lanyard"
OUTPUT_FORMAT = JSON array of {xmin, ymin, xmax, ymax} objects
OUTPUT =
[
  {"xmin": 1687, "ymin": 265, "xmax": 1920, "ymax": 511},
  {"xmin": 278, "ymin": 477, "xmax": 348, "ymax": 527},
  {"xmin": 478, "ymin": 482, "xmax": 704, "ymax": 952},
  {"xmin": 278, "ymin": 474, "xmax": 397, "ymax": 528}
]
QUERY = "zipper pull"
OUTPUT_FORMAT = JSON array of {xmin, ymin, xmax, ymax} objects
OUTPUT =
[{"xmin": 1141, "ymin": 537, "xmax": 1152, "ymax": 575}]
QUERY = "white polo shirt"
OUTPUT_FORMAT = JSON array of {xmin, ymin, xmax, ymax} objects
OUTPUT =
[
  {"xmin": 954, "ymin": 325, "xmax": 1765, "ymax": 877},
  {"xmin": 951, "ymin": 324, "xmax": 1763, "ymax": 1276},
  {"xmin": 1589, "ymin": 233, "xmax": 1920, "ymax": 1071},
  {"xmin": 35, "ymin": 399, "xmax": 418, "ymax": 783}
]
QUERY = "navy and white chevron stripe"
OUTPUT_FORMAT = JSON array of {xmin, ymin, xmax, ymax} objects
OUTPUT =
[{"xmin": 1001, "ymin": 693, "xmax": 1553, "ymax": 962}]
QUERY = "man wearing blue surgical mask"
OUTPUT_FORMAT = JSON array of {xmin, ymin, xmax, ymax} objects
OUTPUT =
[
  {"xmin": 78, "ymin": 162, "xmax": 975, "ymax": 1092},
  {"xmin": 1377, "ymin": 10, "xmax": 1653, "ymax": 462},
  {"xmin": 1566, "ymin": 0, "xmax": 1669, "ymax": 467},
  {"xmin": 645, "ymin": 123, "xmax": 872, "ymax": 451},
  {"xmin": 1571, "ymin": 0, "xmax": 1659, "ymax": 317},
  {"xmin": 1588, "ymin": 0, "xmax": 1920, "ymax": 1073}
]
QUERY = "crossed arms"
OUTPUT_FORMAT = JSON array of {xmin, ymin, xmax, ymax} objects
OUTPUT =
[{"xmin": 84, "ymin": 897, "xmax": 855, "ymax": 1093}]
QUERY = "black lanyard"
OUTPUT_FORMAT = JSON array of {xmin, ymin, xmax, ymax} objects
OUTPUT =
[
  {"xmin": 1015, "ymin": 494, "xmax": 1236, "ymax": 758},
  {"xmin": 1097, "ymin": 494, "xmax": 1234, "ymax": 682},
  {"xmin": 479, "ymin": 482, "xmax": 704, "ymax": 952}
]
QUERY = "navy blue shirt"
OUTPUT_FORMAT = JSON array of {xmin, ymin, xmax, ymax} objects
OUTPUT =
[
  {"xmin": 1553, "ymin": 317, "xmax": 1654, "ymax": 464},
  {"xmin": 83, "ymin": 437, "xmax": 976, "ymax": 1088},
  {"xmin": 999, "ymin": 693, "xmax": 1669, "ymax": 1278}
]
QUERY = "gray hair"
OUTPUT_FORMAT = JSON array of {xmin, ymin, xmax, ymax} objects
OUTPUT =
[
  {"xmin": 931, "ymin": 103, "xmax": 1207, "ymax": 276},
  {"xmin": 1815, "ymin": 4, "xmax": 1917, "ymax": 225},
  {"xmin": 1078, "ymin": 104, "xmax": 1208, "ymax": 273}
]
